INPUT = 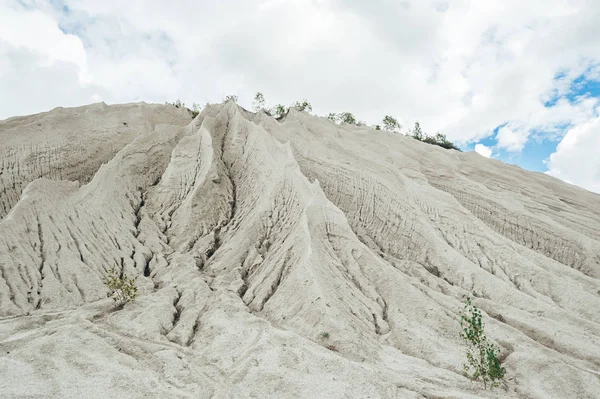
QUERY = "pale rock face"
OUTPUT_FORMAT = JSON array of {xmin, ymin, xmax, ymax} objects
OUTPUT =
[
  {"xmin": 0, "ymin": 102, "xmax": 193, "ymax": 219},
  {"xmin": 0, "ymin": 101, "xmax": 599, "ymax": 398}
]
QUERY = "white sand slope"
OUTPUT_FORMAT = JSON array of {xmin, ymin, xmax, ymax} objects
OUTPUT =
[{"xmin": 0, "ymin": 101, "xmax": 599, "ymax": 398}]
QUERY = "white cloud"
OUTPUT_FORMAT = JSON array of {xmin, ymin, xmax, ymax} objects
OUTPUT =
[
  {"xmin": 587, "ymin": 65, "xmax": 600, "ymax": 81},
  {"xmin": 0, "ymin": 1, "xmax": 100, "ymax": 118},
  {"xmin": 3, "ymin": 1, "xmax": 600, "ymax": 126},
  {"xmin": 545, "ymin": 116, "xmax": 600, "ymax": 193},
  {"xmin": 496, "ymin": 125, "xmax": 529, "ymax": 152},
  {"xmin": 0, "ymin": 45, "xmax": 106, "ymax": 118},
  {"xmin": 492, "ymin": 95, "xmax": 600, "ymax": 152},
  {"xmin": 474, "ymin": 143, "xmax": 492, "ymax": 158},
  {"xmin": 0, "ymin": 3, "xmax": 87, "ymax": 72}
]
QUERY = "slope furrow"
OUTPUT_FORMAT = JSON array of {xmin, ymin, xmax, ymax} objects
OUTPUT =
[{"xmin": 1, "ymin": 102, "xmax": 599, "ymax": 398}]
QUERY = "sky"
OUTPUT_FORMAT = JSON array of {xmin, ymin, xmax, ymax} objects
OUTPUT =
[{"xmin": 1, "ymin": 0, "xmax": 599, "ymax": 193}]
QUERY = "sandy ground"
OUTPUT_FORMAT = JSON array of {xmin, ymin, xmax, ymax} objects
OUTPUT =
[{"xmin": 0, "ymin": 101, "xmax": 599, "ymax": 398}]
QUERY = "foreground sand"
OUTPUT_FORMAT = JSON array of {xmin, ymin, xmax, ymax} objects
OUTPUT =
[{"xmin": 0, "ymin": 101, "xmax": 599, "ymax": 398}]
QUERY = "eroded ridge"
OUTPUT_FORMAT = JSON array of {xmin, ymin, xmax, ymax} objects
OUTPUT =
[{"xmin": 0, "ymin": 101, "xmax": 599, "ymax": 398}]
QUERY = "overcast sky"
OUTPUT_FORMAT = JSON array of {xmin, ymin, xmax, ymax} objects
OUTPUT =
[{"xmin": 1, "ymin": 0, "xmax": 599, "ymax": 193}]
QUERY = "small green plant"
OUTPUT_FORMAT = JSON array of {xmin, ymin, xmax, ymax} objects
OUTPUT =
[
  {"xmin": 320, "ymin": 331, "xmax": 330, "ymax": 339},
  {"xmin": 338, "ymin": 112, "xmax": 357, "ymax": 125},
  {"xmin": 459, "ymin": 296, "xmax": 506, "ymax": 389},
  {"xmin": 272, "ymin": 104, "xmax": 286, "ymax": 118},
  {"xmin": 327, "ymin": 113, "xmax": 339, "ymax": 123},
  {"xmin": 410, "ymin": 121, "xmax": 461, "ymax": 151},
  {"xmin": 382, "ymin": 115, "xmax": 401, "ymax": 132},
  {"xmin": 253, "ymin": 92, "xmax": 266, "ymax": 112},
  {"xmin": 103, "ymin": 266, "xmax": 138, "ymax": 308},
  {"xmin": 223, "ymin": 94, "xmax": 239, "ymax": 103},
  {"xmin": 166, "ymin": 99, "xmax": 185, "ymax": 108},
  {"xmin": 326, "ymin": 112, "xmax": 364, "ymax": 126},
  {"xmin": 411, "ymin": 121, "xmax": 424, "ymax": 141},
  {"xmin": 292, "ymin": 99, "xmax": 312, "ymax": 112},
  {"xmin": 191, "ymin": 103, "xmax": 200, "ymax": 118}
]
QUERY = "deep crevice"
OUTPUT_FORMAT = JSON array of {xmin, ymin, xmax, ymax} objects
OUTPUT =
[
  {"xmin": 170, "ymin": 290, "xmax": 183, "ymax": 332},
  {"xmin": 143, "ymin": 255, "xmax": 152, "ymax": 277},
  {"xmin": 257, "ymin": 246, "xmax": 294, "ymax": 311}
]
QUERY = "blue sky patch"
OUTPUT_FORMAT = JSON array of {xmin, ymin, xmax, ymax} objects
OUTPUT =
[{"xmin": 469, "ymin": 65, "xmax": 600, "ymax": 173}]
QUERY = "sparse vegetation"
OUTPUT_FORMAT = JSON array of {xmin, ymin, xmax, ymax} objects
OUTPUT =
[
  {"xmin": 175, "ymin": 95, "xmax": 457, "ymax": 150},
  {"xmin": 382, "ymin": 115, "xmax": 401, "ymax": 132},
  {"xmin": 103, "ymin": 266, "xmax": 138, "ymax": 308},
  {"xmin": 459, "ymin": 295, "xmax": 506, "ymax": 390},
  {"xmin": 320, "ymin": 331, "xmax": 330, "ymax": 339},
  {"xmin": 223, "ymin": 94, "xmax": 239, "ymax": 103},
  {"xmin": 326, "ymin": 112, "xmax": 359, "ymax": 125},
  {"xmin": 338, "ymin": 112, "xmax": 357, "ymax": 125},
  {"xmin": 166, "ymin": 100, "xmax": 200, "ymax": 119},
  {"xmin": 249, "ymin": 92, "xmax": 313, "ymax": 119},
  {"xmin": 327, "ymin": 113, "xmax": 339, "ymax": 123},
  {"xmin": 411, "ymin": 121, "xmax": 460, "ymax": 151},
  {"xmin": 411, "ymin": 121, "xmax": 424, "ymax": 141},
  {"xmin": 253, "ymin": 92, "xmax": 266, "ymax": 113},
  {"xmin": 292, "ymin": 100, "xmax": 312, "ymax": 112},
  {"xmin": 166, "ymin": 99, "xmax": 186, "ymax": 109},
  {"xmin": 272, "ymin": 104, "xmax": 286, "ymax": 119},
  {"xmin": 191, "ymin": 103, "xmax": 200, "ymax": 118}
]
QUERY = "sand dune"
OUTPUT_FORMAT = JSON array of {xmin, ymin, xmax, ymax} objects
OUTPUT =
[{"xmin": 0, "ymin": 101, "xmax": 599, "ymax": 398}]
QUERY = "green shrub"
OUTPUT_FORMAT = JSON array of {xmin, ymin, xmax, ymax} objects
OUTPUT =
[
  {"xmin": 103, "ymin": 266, "xmax": 138, "ymax": 308},
  {"xmin": 272, "ymin": 104, "xmax": 287, "ymax": 119},
  {"xmin": 339, "ymin": 112, "xmax": 357, "ymax": 125},
  {"xmin": 382, "ymin": 115, "xmax": 401, "ymax": 132},
  {"xmin": 166, "ymin": 99, "xmax": 185, "ymax": 109},
  {"xmin": 327, "ymin": 112, "xmax": 364, "ymax": 126},
  {"xmin": 410, "ymin": 121, "xmax": 461, "ymax": 151},
  {"xmin": 191, "ymin": 103, "xmax": 200, "ymax": 118},
  {"xmin": 459, "ymin": 296, "xmax": 506, "ymax": 389},
  {"xmin": 166, "ymin": 100, "xmax": 200, "ymax": 118},
  {"xmin": 253, "ymin": 92, "xmax": 266, "ymax": 112},
  {"xmin": 293, "ymin": 100, "xmax": 312, "ymax": 112},
  {"xmin": 411, "ymin": 121, "xmax": 424, "ymax": 140},
  {"xmin": 327, "ymin": 113, "xmax": 339, "ymax": 123}
]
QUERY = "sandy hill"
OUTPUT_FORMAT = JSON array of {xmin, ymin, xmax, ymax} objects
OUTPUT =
[{"xmin": 0, "ymin": 101, "xmax": 599, "ymax": 398}]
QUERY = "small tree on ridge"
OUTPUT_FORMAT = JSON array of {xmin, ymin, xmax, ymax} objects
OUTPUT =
[
  {"xmin": 382, "ymin": 115, "xmax": 401, "ymax": 132},
  {"xmin": 253, "ymin": 92, "xmax": 266, "ymax": 112}
]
